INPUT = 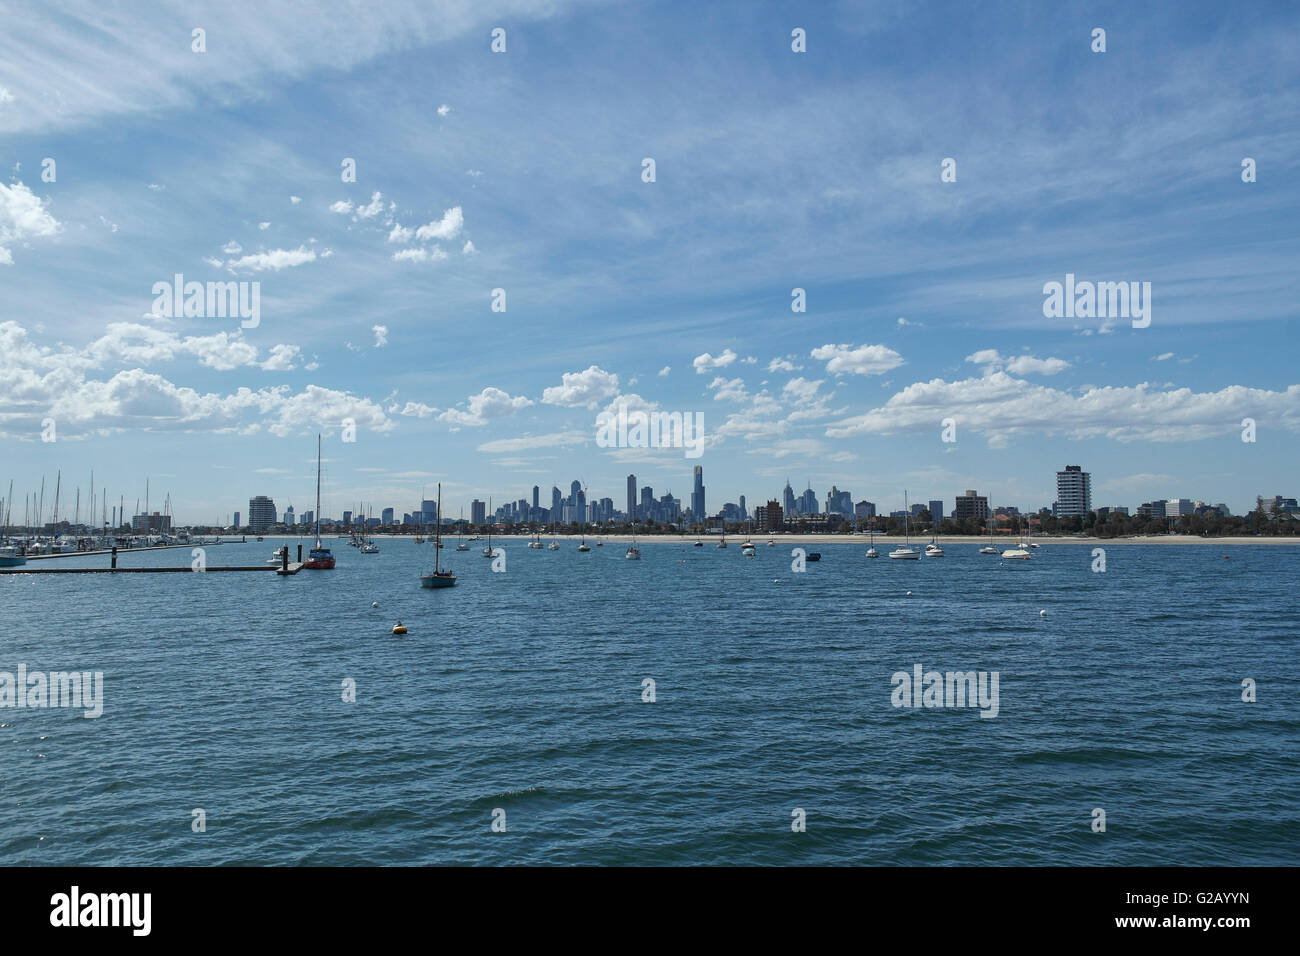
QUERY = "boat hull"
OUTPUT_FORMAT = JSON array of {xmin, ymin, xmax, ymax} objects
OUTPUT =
[{"xmin": 420, "ymin": 573, "xmax": 457, "ymax": 588}]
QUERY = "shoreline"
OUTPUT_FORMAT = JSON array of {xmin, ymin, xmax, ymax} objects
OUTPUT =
[{"xmin": 261, "ymin": 533, "xmax": 1300, "ymax": 546}]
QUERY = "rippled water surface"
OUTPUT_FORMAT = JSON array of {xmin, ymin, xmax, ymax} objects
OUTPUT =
[{"xmin": 1, "ymin": 538, "xmax": 1296, "ymax": 865}]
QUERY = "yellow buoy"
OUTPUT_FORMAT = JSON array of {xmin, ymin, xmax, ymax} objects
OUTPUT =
[{"xmin": 392, "ymin": 621, "xmax": 408, "ymax": 635}]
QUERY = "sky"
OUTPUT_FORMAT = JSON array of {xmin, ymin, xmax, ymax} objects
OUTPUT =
[{"xmin": 1, "ymin": 0, "xmax": 1297, "ymax": 525}]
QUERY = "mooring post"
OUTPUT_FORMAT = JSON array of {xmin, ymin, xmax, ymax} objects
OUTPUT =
[
  {"xmin": 111, "ymin": 546, "xmax": 117, "ymax": 569},
  {"xmin": 282, "ymin": 547, "xmax": 288, "ymax": 570},
  {"xmin": 297, "ymin": 544, "xmax": 302, "ymax": 562}
]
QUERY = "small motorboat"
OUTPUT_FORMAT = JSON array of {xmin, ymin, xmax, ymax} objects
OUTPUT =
[
  {"xmin": 741, "ymin": 543, "xmax": 756, "ymax": 556},
  {"xmin": 805, "ymin": 552, "xmax": 821, "ymax": 562}
]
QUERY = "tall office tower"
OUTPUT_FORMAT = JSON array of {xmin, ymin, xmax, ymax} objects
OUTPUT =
[
  {"xmin": 576, "ymin": 489, "xmax": 586, "ymax": 521},
  {"xmin": 532, "ymin": 485, "xmax": 540, "ymax": 511},
  {"xmin": 783, "ymin": 479, "xmax": 796, "ymax": 516},
  {"xmin": 691, "ymin": 465, "xmax": 706, "ymax": 521},
  {"xmin": 471, "ymin": 499, "xmax": 486, "ymax": 525},
  {"xmin": 342, "ymin": 510, "xmax": 352, "ymax": 527},
  {"xmin": 248, "ymin": 495, "xmax": 277, "ymax": 532},
  {"xmin": 381, "ymin": 507, "xmax": 394, "ymax": 525},
  {"xmin": 1055, "ymin": 465, "xmax": 1092, "ymax": 517},
  {"xmin": 233, "ymin": 511, "xmax": 240, "ymax": 528},
  {"xmin": 283, "ymin": 505, "xmax": 295, "ymax": 526},
  {"xmin": 301, "ymin": 510, "xmax": 313, "ymax": 526},
  {"xmin": 420, "ymin": 498, "xmax": 437, "ymax": 525},
  {"xmin": 570, "ymin": 480, "xmax": 582, "ymax": 517},
  {"xmin": 928, "ymin": 499, "xmax": 943, "ymax": 522},
  {"xmin": 953, "ymin": 490, "xmax": 990, "ymax": 521},
  {"xmin": 799, "ymin": 486, "xmax": 818, "ymax": 516},
  {"xmin": 738, "ymin": 495, "xmax": 746, "ymax": 520},
  {"xmin": 640, "ymin": 486, "xmax": 653, "ymax": 519},
  {"xmin": 627, "ymin": 474, "xmax": 637, "ymax": 520}
]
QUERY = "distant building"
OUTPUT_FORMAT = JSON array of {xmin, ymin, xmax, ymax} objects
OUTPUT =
[
  {"xmin": 301, "ymin": 510, "xmax": 314, "ymax": 526},
  {"xmin": 627, "ymin": 474, "xmax": 637, "ymax": 521},
  {"xmin": 783, "ymin": 480, "xmax": 796, "ymax": 517},
  {"xmin": 233, "ymin": 511, "xmax": 240, "ymax": 528},
  {"xmin": 248, "ymin": 495, "xmax": 276, "ymax": 532},
  {"xmin": 1055, "ymin": 465, "xmax": 1092, "ymax": 516},
  {"xmin": 953, "ymin": 490, "xmax": 989, "ymax": 521},
  {"xmin": 132, "ymin": 512, "xmax": 172, "ymax": 533},
  {"xmin": 854, "ymin": 500, "xmax": 876, "ymax": 519},
  {"xmin": 381, "ymin": 507, "xmax": 394, "ymax": 525},
  {"xmin": 692, "ymin": 466, "xmax": 705, "ymax": 523},
  {"xmin": 798, "ymin": 486, "xmax": 818, "ymax": 516},
  {"xmin": 471, "ymin": 499, "xmax": 486, "ymax": 525},
  {"xmin": 928, "ymin": 499, "xmax": 943, "ymax": 522},
  {"xmin": 755, "ymin": 500, "xmax": 784, "ymax": 532},
  {"xmin": 283, "ymin": 505, "xmax": 295, "ymax": 526},
  {"xmin": 1166, "ymin": 498, "xmax": 1194, "ymax": 517},
  {"xmin": 1096, "ymin": 506, "xmax": 1129, "ymax": 517},
  {"xmin": 342, "ymin": 510, "xmax": 352, "ymax": 527}
]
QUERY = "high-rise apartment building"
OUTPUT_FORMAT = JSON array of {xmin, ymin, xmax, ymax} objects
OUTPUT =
[
  {"xmin": 248, "ymin": 495, "xmax": 277, "ymax": 532},
  {"xmin": 1055, "ymin": 465, "xmax": 1092, "ymax": 517},
  {"xmin": 953, "ymin": 490, "xmax": 989, "ymax": 521}
]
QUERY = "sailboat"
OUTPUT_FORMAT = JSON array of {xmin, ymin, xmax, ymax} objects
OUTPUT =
[
  {"xmin": 625, "ymin": 527, "xmax": 640, "ymax": 560},
  {"xmin": 577, "ymin": 486, "xmax": 591, "ymax": 550},
  {"xmin": 547, "ymin": 531, "xmax": 560, "ymax": 551},
  {"xmin": 979, "ymin": 521, "xmax": 999, "ymax": 554},
  {"xmin": 717, "ymin": 534, "xmax": 727, "ymax": 548},
  {"xmin": 528, "ymin": 529, "xmax": 542, "ymax": 549},
  {"xmin": 889, "ymin": 492, "xmax": 920, "ymax": 559},
  {"xmin": 866, "ymin": 523, "xmax": 879, "ymax": 558},
  {"xmin": 455, "ymin": 509, "xmax": 469, "ymax": 551},
  {"xmin": 304, "ymin": 435, "xmax": 336, "ymax": 569},
  {"xmin": 482, "ymin": 498, "xmax": 495, "ymax": 557},
  {"xmin": 924, "ymin": 525, "xmax": 943, "ymax": 558},
  {"xmin": 420, "ymin": 484, "xmax": 457, "ymax": 588},
  {"xmin": 359, "ymin": 507, "xmax": 379, "ymax": 553}
]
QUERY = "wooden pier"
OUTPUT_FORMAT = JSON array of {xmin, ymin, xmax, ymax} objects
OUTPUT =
[{"xmin": 0, "ymin": 544, "xmax": 306, "ymax": 575}]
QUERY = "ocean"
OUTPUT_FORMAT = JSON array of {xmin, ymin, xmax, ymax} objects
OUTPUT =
[{"xmin": 1, "ymin": 537, "xmax": 1296, "ymax": 865}]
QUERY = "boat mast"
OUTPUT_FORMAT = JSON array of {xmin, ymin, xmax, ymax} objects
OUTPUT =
[
  {"xmin": 315, "ymin": 433, "xmax": 323, "ymax": 546},
  {"xmin": 434, "ymin": 483, "xmax": 443, "ymax": 574}
]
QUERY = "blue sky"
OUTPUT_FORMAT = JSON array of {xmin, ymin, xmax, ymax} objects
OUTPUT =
[{"xmin": 1, "ymin": 0, "xmax": 1297, "ymax": 524}]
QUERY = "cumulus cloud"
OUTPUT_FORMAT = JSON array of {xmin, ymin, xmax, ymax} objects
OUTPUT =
[
  {"xmin": 391, "ymin": 246, "xmax": 447, "ymax": 262},
  {"xmin": 477, "ymin": 431, "xmax": 587, "ymax": 453},
  {"xmin": 824, "ymin": 370, "xmax": 1300, "ymax": 442},
  {"xmin": 372, "ymin": 324, "xmax": 388, "ymax": 347},
  {"xmin": 657, "ymin": 366, "xmax": 671, "ymax": 376},
  {"xmin": 414, "ymin": 206, "xmax": 463, "ymax": 241},
  {"xmin": 354, "ymin": 191, "xmax": 384, "ymax": 219},
  {"xmin": 461, "ymin": 240, "xmax": 476, "ymax": 255},
  {"xmin": 966, "ymin": 349, "xmax": 1070, "ymax": 376},
  {"xmin": 437, "ymin": 104, "xmax": 451, "ymax": 116},
  {"xmin": 707, "ymin": 376, "xmax": 749, "ymax": 402},
  {"xmin": 437, "ymin": 386, "xmax": 532, "ymax": 426},
  {"xmin": 541, "ymin": 366, "xmax": 620, "ymax": 408},
  {"xmin": 225, "ymin": 246, "xmax": 318, "ymax": 272},
  {"xmin": 810, "ymin": 343, "xmax": 903, "ymax": 376},
  {"xmin": 693, "ymin": 348, "xmax": 738, "ymax": 374},
  {"xmin": 0, "ymin": 181, "xmax": 61, "ymax": 264}
]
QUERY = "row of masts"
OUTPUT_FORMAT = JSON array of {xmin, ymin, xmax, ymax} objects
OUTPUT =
[{"xmin": 1, "ymin": 471, "xmax": 173, "ymax": 540}]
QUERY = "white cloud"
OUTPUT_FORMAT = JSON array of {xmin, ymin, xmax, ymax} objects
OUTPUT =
[
  {"xmin": 391, "ymin": 246, "xmax": 447, "ymax": 262},
  {"xmin": 767, "ymin": 356, "xmax": 800, "ymax": 372},
  {"xmin": 329, "ymin": 200, "xmax": 353, "ymax": 214},
  {"xmin": 437, "ymin": 387, "xmax": 533, "ymax": 426},
  {"xmin": 399, "ymin": 401, "xmax": 438, "ymax": 417},
  {"xmin": 477, "ymin": 431, "xmax": 587, "ymax": 453},
  {"xmin": 461, "ymin": 239, "xmax": 476, "ymax": 255},
  {"xmin": 1154, "ymin": 352, "xmax": 1175, "ymax": 361},
  {"xmin": 414, "ymin": 206, "xmax": 463, "ymax": 241},
  {"xmin": 825, "ymin": 370, "xmax": 1300, "ymax": 442},
  {"xmin": 221, "ymin": 241, "xmax": 242, "ymax": 254},
  {"xmin": 965, "ymin": 349, "xmax": 1070, "ymax": 376},
  {"xmin": 372, "ymin": 324, "xmax": 388, "ymax": 347},
  {"xmin": 259, "ymin": 344, "xmax": 300, "ymax": 371},
  {"xmin": 0, "ymin": 181, "xmax": 61, "ymax": 264},
  {"xmin": 708, "ymin": 376, "xmax": 749, "ymax": 402},
  {"xmin": 225, "ymin": 246, "xmax": 318, "ymax": 272},
  {"xmin": 0, "ymin": 86, "xmax": 14, "ymax": 104},
  {"xmin": 811, "ymin": 343, "xmax": 904, "ymax": 376},
  {"xmin": 354, "ymin": 191, "xmax": 384, "ymax": 219},
  {"xmin": 693, "ymin": 348, "xmax": 738, "ymax": 374},
  {"xmin": 258, "ymin": 221, "xmax": 271, "ymax": 230},
  {"xmin": 289, "ymin": 195, "xmax": 302, "ymax": 204},
  {"xmin": 437, "ymin": 104, "xmax": 451, "ymax": 116},
  {"xmin": 657, "ymin": 365, "xmax": 671, "ymax": 376},
  {"xmin": 542, "ymin": 365, "xmax": 621, "ymax": 408}
]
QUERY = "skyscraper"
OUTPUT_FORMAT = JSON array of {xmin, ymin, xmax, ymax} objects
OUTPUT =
[
  {"xmin": 532, "ymin": 485, "xmax": 540, "ymax": 511},
  {"xmin": 928, "ymin": 499, "xmax": 943, "ymax": 522},
  {"xmin": 471, "ymin": 499, "xmax": 486, "ymax": 525},
  {"xmin": 248, "ymin": 495, "xmax": 276, "ymax": 532},
  {"xmin": 783, "ymin": 480, "xmax": 796, "ymax": 516},
  {"xmin": 691, "ymin": 465, "xmax": 705, "ymax": 521},
  {"xmin": 627, "ymin": 474, "xmax": 637, "ymax": 520},
  {"xmin": 1055, "ymin": 465, "xmax": 1092, "ymax": 517}
]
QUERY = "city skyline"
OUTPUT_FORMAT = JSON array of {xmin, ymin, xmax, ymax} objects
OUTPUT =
[{"xmin": 2, "ymin": 3, "xmax": 1297, "ymax": 525}]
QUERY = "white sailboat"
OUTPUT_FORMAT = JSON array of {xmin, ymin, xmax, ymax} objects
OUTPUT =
[
  {"xmin": 889, "ymin": 492, "xmax": 920, "ymax": 560},
  {"xmin": 866, "ymin": 523, "xmax": 879, "ymax": 558},
  {"xmin": 626, "ymin": 527, "xmax": 640, "ymax": 560}
]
